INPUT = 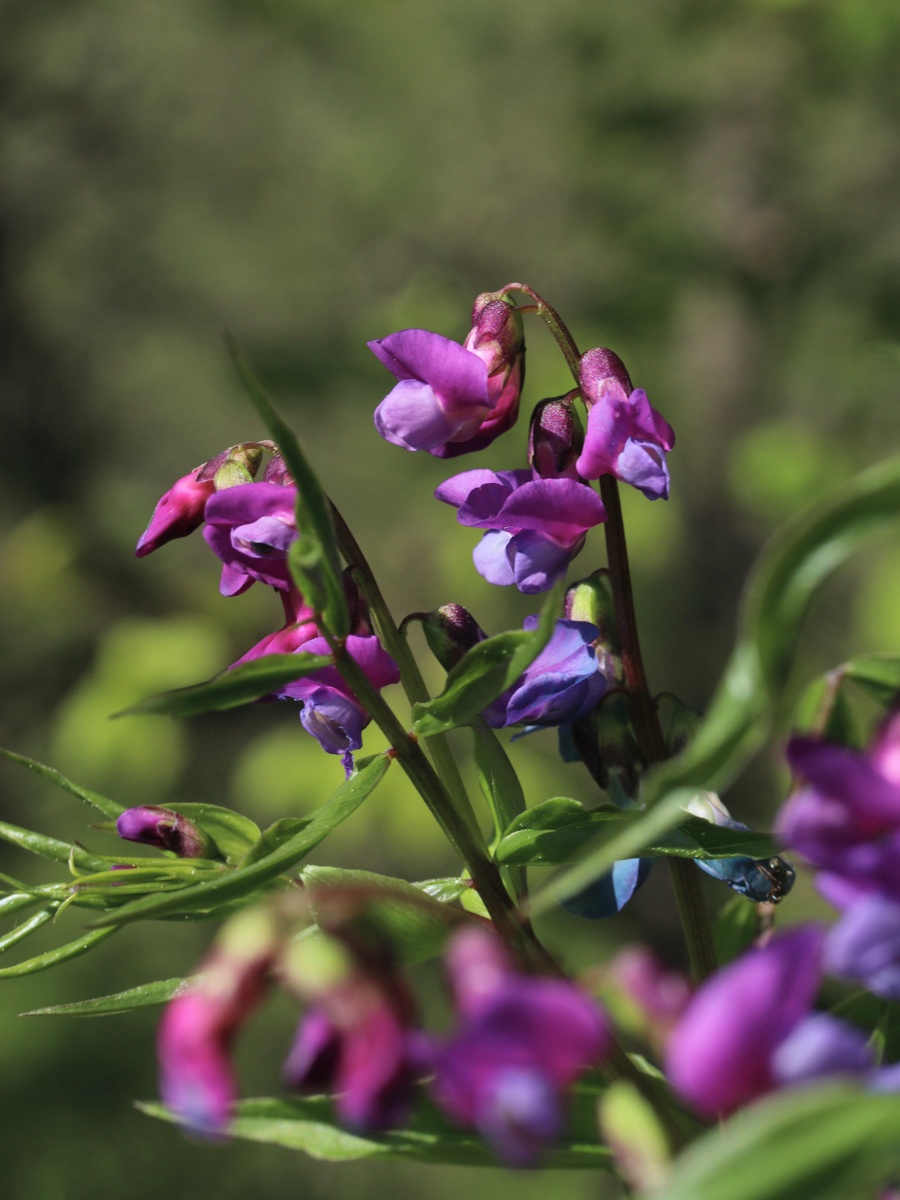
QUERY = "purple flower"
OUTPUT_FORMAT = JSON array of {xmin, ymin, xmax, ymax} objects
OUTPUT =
[
  {"xmin": 203, "ymin": 482, "xmax": 299, "ymax": 596},
  {"xmin": 157, "ymin": 912, "xmax": 276, "ymax": 1134},
  {"xmin": 369, "ymin": 296, "xmax": 524, "ymax": 458},
  {"xmin": 574, "ymin": 349, "xmax": 674, "ymax": 500},
  {"xmin": 116, "ymin": 806, "xmax": 209, "ymax": 858},
  {"xmin": 230, "ymin": 590, "xmax": 320, "ymax": 666},
  {"xmin": 664, "ymin": 926, "xmax": 874, "ymax": 1117},
  {"xmin": 485, "ymin": 616, "xmax": 607, "ymax": 729},
  {"xmin": 136, "ymin": 468, "xmax": 216, "ymax": 557},
  {"xmin": 825, "ymin": 894, "xmax": 900, "ymax": 1000},
  {"xmin": 436, "ymin": 468, "xmax": 607, "ymax": 593},
  {"xmin": 430, "ymin": 926, "xmax": 610, "ymax": 1166},
  {"xmin": 276, "ymin": 634, "xmax": 400, "ymax": 772}
]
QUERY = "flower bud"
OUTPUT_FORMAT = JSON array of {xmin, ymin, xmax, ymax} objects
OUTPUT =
[
  {"xmin": 568, "ymin": 692, "xmax": 643, "ymax": 795},
  {"xmin": 528, "ymin": 395, "xmax": 583, "ymax": 479},
  {"xmin": 135, "ymin": 469, "xmax": 216, "ymax": 557},
  {"xmin": 465, "ymin": 293, "xmax": 525, "ymax": 377},
  {"xmin": 263, "ymin": 452, "xmax": 294, "ymax": 486},
  {"xmin": 579, "ymin": 347, "xmax": 633, "ymax": 403},
  {"xmin": 420, "ymin": 604, "xmax": 486, "ymax": 671},
  {"xmin": 116, "ymin": 805, "xmax": 211, "ymax": 858}
]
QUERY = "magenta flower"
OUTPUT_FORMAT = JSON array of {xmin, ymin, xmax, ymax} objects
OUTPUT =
[
  {"xmin": 203, "ymin": 482, "xmax": 299, "ymax": 596},
  {"xmin": 116, "ymin": 805, "xmax": 209, "ymax": 858},
  {"xmin": 484, "ymin": 616, "xmax": 607, "ymax": 728},
  {"xmin": 136, "ymin": 468, "xmax": 216, "ymax": 557},
  {"xmin": 230, "ymin": 590, "xmax": 319, "ymax": 666},
  {"xmin": 369, "ymin": 297, "xmax": 524, "ymax": 458},
  {"xmin": 665, "ymin": 927, "xmax": 873, "ymax": 1117},
  {"xmin": 275, "ymin": 634, "xmax": 400, "ymax": 772},
  {"xmin": 435, "ymin": 468, "xmax": 607, "ymax": 593},
  {"xmin": 575, "ymin": 349, "xmax": 675, "ymax": 500},
  {"xmin": 430, "ymin": 926, "xmax": 610, "ymax": 1166}
]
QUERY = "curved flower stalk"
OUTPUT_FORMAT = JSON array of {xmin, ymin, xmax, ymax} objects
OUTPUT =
[
  {"xmin": 435, "ymin": 468, "xmax": 606, "ymax": 593},
  {"xmin": 369, "ymin": 293, "xmax": 524, "ymax": 458}
]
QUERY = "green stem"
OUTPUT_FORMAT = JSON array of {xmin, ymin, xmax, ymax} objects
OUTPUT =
[
  {"xmin": 504, "ymin": 284, "xmax": 718, "ymax": 981},
  {"xmin": 329, "ymin": 501, "xmax": 484, "ymax": 848}
]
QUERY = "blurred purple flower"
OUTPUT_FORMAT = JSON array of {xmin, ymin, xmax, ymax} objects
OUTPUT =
[
  {"xmin": 825, "ymin": 894, "xmax": 900, "ymax": 1001},
  {"xmin": 484, "ymin": 616, "xmax": 607, "ymax": 729},
  {"xmin": 436, "ymin": 468, "xmax": 606, "ymax": 594},
  {"xmin": 203, "ymin": 482, "xmax": 299, "ymax": 596},
  {"xmin": 136, "ymin": 468, "xmax": 216, "ymax": 557},
  {"xmin": 575, "ymin": 349, "xmax": 674, "ymax": 500},
  {"xmin": 430, "ymin": 926, "xmax": 609, "ymax": 1166},
  {"xmin": 664, "ymin": 926, "xmax": 874, "ymax": 1117},
  {"xmin": 369, "ymin": 296, "xmax": 524, "ymax": 458},
  {"xmin": 116, "ymin": 805, "xmax": 209, "ymax": 858}
]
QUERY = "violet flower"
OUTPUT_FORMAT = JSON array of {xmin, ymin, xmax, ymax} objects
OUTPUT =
[
  {"xmin": 430, "ymin": 926, "xmax": 609, "ymax": 1166},
  {"xmin": 436, "ymin": 468, "xmax": 607, "ymax": 594},
  {"xmin": 369, "ymin": 295, "xmax": 524, "ymax": 458},
  {"xmin": 203, "ymin": 482, "xmax": 299, "ymax": 596},
  {"xmin": 276, "ymin": 634, "xmax": 400, "ymax": 773},
  {"xmin": 484, "ymin": 616, "xmax": 607, "ymax": 730},
  {"xmin": 229, "ymin": 589, "xmax": 319, "ymax": 666},
  {"xmin": 665, "ymin": 926, "xmax": 874, "ymax": 1117},
  {"xmin": 136, "ymin": 468, "xmax": 216, "ymax": 557},
  {"xmin": 116, "ymin": 805, "xmax": 209, "ymax": 858},
  {"xmin": 574, "ymin": 348, "xmax": 675, "ymax": 500},
  {"xmin": 825, "ymin": 895, "xmax": 900, "ymax": 1001}
]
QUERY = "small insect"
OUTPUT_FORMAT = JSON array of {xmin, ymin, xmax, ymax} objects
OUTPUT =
[{"xmin": 696, "ymin": 852, "xmax": 796, "ymax": 904}]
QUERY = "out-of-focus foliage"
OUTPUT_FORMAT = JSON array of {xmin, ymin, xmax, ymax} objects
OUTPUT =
[{"xmin": 1, "ymin": 0, "xmax": 899, "ymax": 1196}]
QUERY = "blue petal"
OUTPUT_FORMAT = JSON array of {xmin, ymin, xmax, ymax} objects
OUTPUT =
[{"xmin": 561, "ymin": 858, "xmax": 653, "ymax": 919}]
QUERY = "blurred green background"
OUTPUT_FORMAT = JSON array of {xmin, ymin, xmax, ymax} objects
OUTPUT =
[{"xmin": 2, "ymin": 0, "xmax": 900, "ymax": 1196}]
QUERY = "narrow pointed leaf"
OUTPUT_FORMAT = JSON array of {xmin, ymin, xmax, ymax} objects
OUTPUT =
[
  {"xmin": 0, "ymin": 818, "xmax": 106, "ymax": 870},
  {"xmin": 0, "ymin": 908, "xmax": 56, "ymax": 955},
  {"xmin": 117, "ymin": 653, "xmax": 332, "ymax": 717},
  {"xmin": 0, "ymin": 747, "xmax": 123, "ymax": 818},
  {"xmin": 90, "ymin": 754, "xmax": 391, "ymax": 926},
  {"xmin": 0, "ymin": 927, "xmax": 117, "ymax": 978},
  {"xmin": 24, "ymin": 976, "xmax": 191, "ymax": 1017},
  {"xmin": 842, "ymin": 654, "xmax": 900, "ymax": 705}
]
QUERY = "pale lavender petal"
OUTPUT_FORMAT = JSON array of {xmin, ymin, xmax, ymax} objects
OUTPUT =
[
  {"xmin": 435, "ymin": 469, "xmax": 505, "ymax": 508},
  {"xmin": 218, "ymin": 562, "xmax": 254, "ymax": 597},
  {"xmin": 374, "ymin": 380, "xmax": 468, "ymax": 452},
  {"xmin": 771, "ymin": 1013, "xmax": 873, "ymax": 1086},
  {"xmin": 575, "ymin": 400, "xmax": 620, "ymax": 479},
  {"xmin": 616, "ymin": 439, "xmax": 670, "ymax": 500},
  {"xmin": 509, "ymin": 530, "xmax": 579, "ymax": 593},
  {"xmin": 825, "ymin": 895, "xmax": 900, "ymax": 999},
  {"xmin": 368, "ymin": 329, "xmax": 489, "ymax": 409},
  {"xmin": 300, "ymin": 687, "xmax": 367, "ymax": 754},
  {"xmin": 472, "ymin": 531, "xmax": 516, "ymax": 586}
]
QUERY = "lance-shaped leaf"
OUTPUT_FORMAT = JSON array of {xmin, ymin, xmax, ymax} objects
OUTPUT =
[
  {"xmin": 24, "ymin": 976, "xmax": 191, "ymax": 1018},
  {"xmin": 90, "ymin": 754, "xmax": 392, "ymax": 926},
  {"xmin": 411, "ymin": 579, "xmax": 566, "ymax": 736},
  {"xmin": 841, "ymin": 653, "xmax": 900, "ymax": 706},
  {"xmin": 0, "ymin": 927, "xmax": 118, "ymax": 978},
  {"xmin": 0, "ymin": 818, "xmax": 107, "ymax": 871},
  {"xmin": 539, "ymin": 455, "xmax": 900, "ymax": 910},
  {"xmin": 137, "ymin": 1094, "xmax": 614, "ymax": 1169},
  {"xmin": 226, "ymin": 335, "xmax": 349, "ymax": 638},
  {"xmin": 659, "ymin": 1084, "xmax": 900, "ymax": 1200},
  {"xmin": 117, "ymin": 652, "xmax": 332, "ymax": 718},
  {"xmin": 301, "ymin": 865, "xmax": 471, "ymax": 965},
  {"xmin": 0, "ymin": 908, "xmax": 56, "ymax": 955},
  {"xmin": 0, "ymin": 747, "xmax": 123, "ymax": 818}
]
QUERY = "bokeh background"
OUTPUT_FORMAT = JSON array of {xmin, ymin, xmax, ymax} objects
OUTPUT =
[{"xmin": 2, "ymin": 1, "xmax": 900, "ymax": 1197}]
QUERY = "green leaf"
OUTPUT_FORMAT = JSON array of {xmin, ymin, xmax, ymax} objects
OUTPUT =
[
  {"xmin": 0, "ymin": 927, "xmax": 118, "ymax": 978},
  {"xmin": 24, "ymin": 976, "xmax": 190, "ymax": 1017},
  {"xmin": 539, "ymin": 455, "xmax": 900, "ymax": 910},
  {"xmin": 226, "ymin": 335, "xmax": 349, "ymax": 638},
  {"xmin": 0, "ymin": 908, "xmax": 56, "ymax": 955},
  {"xmin": 471, "ymin": 718, "xmax": 527, "ymax": 895},
  {"xmin": 90, "ymin": 754, "xmax": 392, "ymax": 926},
  {"xmin": 0, "ymin": 817, "xmax": 106, "ymax": 871},
  {"xmin": 301, "ymin": 865, "xmax": 468, "ymax": 965},
  {"xmin": 137, "ymin": 1094, "xmax": 614, "ymax": 1169},
  {"xmin": 496, "ymin": 800, "xmax": 781, "ymax": 867},
  {"xmin": 239, "ymin": 817, "xmax": 313, "ymax": 866},
  {"xmin": 116, "ymin": 653, "xmax": 333, "ymax": 718},
  {"xmin": 0, "ymin": 747, "xmax": 123, "ymax": 818},
  {"xmin": 413, "ymin": 877, "xmax": 473, "ymax": 904},
  {"xmin": 160, "ymin": 803, "xmax": 261, "ymax": 862},
  {"xmin": 842, "ymin": 654, "xmax": 900, "ymax": 705},
  {"xmin": 659, "ymin": 1085, "xmax": 900, "ymax": 1200},
  {"xmin": 0, "ymin": 892, "xmax": 42, "ymax": 918},
  {"xmin": 713, "ymin": 895, "xmax": 760, "ymax": 965},
  {"xmin": 411, "ymin": 579, "xmax": 566, "ymax": 737}
]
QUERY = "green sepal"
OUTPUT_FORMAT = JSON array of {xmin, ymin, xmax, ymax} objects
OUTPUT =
[
  {"xmin": 154, "ymin": 803, "xmax": 261, "ymax": 863},
  {"xmin": 411, "ymin": 579, "xmax": 565, "ymax": 736},
  {"xmin": 226, "ymin": 335, "xmax": 349, "ymax": 638},
  {"xmin": 116, "ymin": 652, "xmax": 333, "ymax": 718},
  {"xmin": 23, "ymin": 976, "xmax": 190, "ymax": 1017},
  {"xmin": 0, "ymin": 747, "xmax": 123, "ymax": 818},
  {"xmin": 89, "ymin": 754, "xmax": 392, "ymax": 926}
]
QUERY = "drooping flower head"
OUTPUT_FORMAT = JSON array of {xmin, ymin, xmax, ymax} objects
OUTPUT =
[
  {"xmin": 575, "ymin": 349, "xmax": 675, "ymax": 500},
  {"xmin": 436, "ymin": 468, "xmax": 606, "ymax": 594},
  {"xmin": 116, "ymin": 805, "xmax": 210, "ymax": 859},
  {"xmin": 665, "ymin": 926, "xmax": 873, "ymax": 1117},
  {"xmin": 203, "ymin": 482, "xmax": 299, "ymax": 596},
  {"xmin": 430, "ymin": 925, "xmax": 610, "ymax": 1166},
  {"xmin": 369, "ymin": 293, "xmax": 524, "ymax": 458}
]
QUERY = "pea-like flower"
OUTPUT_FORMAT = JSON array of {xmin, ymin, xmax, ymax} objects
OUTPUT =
[
  {"xmin": 435, "ymin": 468, "xmax": 607, "ymax": 594},
  {"xmin": 203, "ymin": 482, "xmax": 299, "ymax": 596},
  {"xmin": 369, "ymin": 294, "xmax": 524, "ymax": 458},
  {"xmin": 430, "ymin": 926, "xmax": 610, "ymax": 1166},
  {"xmin": 575, "ymin": 348, "xmax": 675, "ymax": 500},
  {"xmin": 665, "ymin": 927, "xmax": 873, "ymax": 1118},
  {"xmin": 116, "ymin": 805, "xmax": 210, "ymax": 858},
  {"xmin": 135, "ymin": 468, "xmax": 216, "ymax": 557}
]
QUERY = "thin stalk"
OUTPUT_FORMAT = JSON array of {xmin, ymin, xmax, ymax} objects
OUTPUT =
[{"xmin": 329, "ymin": 501, "xmax": 483, "ymax": 848}]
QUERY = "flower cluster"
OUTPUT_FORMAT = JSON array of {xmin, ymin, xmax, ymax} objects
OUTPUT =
[{"xmin": 159, "ymin": 912, "xmax": 608, "ymax": 1166}]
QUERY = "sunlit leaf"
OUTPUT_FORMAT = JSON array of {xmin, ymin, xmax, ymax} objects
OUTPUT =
[
  {"xmin": 24, "ymin": 976, "xmax": 191, "ymax": 1017},
  {"xmin": 0, "ymin": 747, "xmax": 123, "ymax": 818},
  {"xmin": 0, "ymin": 927, "xmax": 118, "ymax": 978}
]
